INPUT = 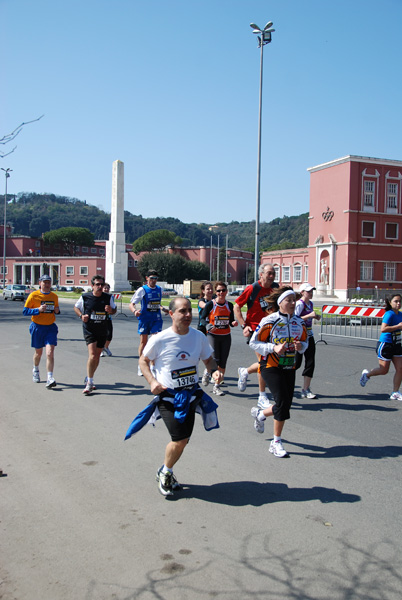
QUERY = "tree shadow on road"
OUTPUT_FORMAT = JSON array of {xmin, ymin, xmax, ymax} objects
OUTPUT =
[{"xmin": 172, "ymin": 480, "xmax": 360, "ymax": 506}]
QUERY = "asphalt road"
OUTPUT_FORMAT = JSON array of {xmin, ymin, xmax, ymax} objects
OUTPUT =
[{"xmin": 1, "ymin": 298, "xmax": 402, "ymax": 600}]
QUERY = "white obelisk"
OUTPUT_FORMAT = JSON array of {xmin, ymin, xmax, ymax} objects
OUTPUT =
[{"xmin": 105, "ymin": 160, "xmax": 130, "ymax": 291}]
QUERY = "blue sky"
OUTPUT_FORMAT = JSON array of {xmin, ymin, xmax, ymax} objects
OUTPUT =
[{"xmin": 2, "ymin": 0, "xmax": 402, "ymax": 226}]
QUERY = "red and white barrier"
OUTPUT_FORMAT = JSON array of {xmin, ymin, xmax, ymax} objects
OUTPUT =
[
  {"xmin": 113, "ymin": 293, "xmax": 122, "ymax": 301},
  {"xmin": 322, "ymin": 305, "xmax": 385, "ymax": 318}
]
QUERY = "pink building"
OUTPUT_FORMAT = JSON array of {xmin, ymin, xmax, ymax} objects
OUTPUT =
[
  {"xmin": 1, "ymin": 233, "xmax": 252, "ymax": 288},
  {"xmin": 262, "ymin": 155, "xmax": 402, "ymax": 301}
]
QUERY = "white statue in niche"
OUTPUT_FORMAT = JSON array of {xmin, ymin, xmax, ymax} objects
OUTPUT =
[{"xmin": 320, "ymin": 259, "xmax": 328, "ymax": 285}]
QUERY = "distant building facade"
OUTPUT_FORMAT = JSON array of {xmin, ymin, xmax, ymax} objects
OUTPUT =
[
  {"xmin": 262, "ymin": 155, "xmax": 402, "ymax": 301},
  {"xmin": 0, "ymin": 229, "xmax": 253, "ymax": 288}
]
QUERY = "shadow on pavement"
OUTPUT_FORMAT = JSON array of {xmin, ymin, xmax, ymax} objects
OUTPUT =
[
  {"xmin": 289, "ymin": 441, "xmax": 402, "ymax": 459},
  {"xmin": 171, "ymin": 480, "xmax": 360, "ymax": 506}
]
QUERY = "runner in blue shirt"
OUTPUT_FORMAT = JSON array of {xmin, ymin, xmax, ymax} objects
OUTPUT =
[
  {"xmin": 360, "ymin": 293, "xmax": 402, "ymax": 401},
  {"xmin": 129, "ymin": 270, "xmax": 169, "ymax": 376}
]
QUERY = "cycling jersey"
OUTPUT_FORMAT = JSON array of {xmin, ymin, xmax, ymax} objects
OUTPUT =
[{"xmin": 250, "ymin": 311, "xmax": 308, "ymax": 370}]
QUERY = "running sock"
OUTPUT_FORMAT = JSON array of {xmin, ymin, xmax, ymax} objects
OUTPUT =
[
  {"xmin": 162, "ymin": 465, "xmax": 172, "ymax": 474},
  {"xmin": 257, "ymin": 412, "xmax": 266, "ymax": 422},
  {"xmin": 88, "ymin": 377, "xmax": 94, "ymax": 385},
  {"xmin": 47, "ymin": 372, "xmax": 53, "ymax": 379},
  {"xmin": 274, "ymin": 435, "xmax": 281, "ymax": 443}
]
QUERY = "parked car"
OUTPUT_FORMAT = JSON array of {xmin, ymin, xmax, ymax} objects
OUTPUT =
[
  {"xmin": 162, "ymin": 288, "xmax": 178, "ymax": 297},
  {"xmin": 3, "ymin": 284, "xmax": 30, "ymax": 301}
]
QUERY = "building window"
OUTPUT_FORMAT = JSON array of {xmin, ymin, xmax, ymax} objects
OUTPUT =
[
  {"xmin": 274, "ymin": 265, "xmax": 280, "ymax": 282},
  {"xmin": 35, "ymin": 240, "xmax": 41, "ymax": 247},
  {"xmin": 79, "ymin": 279, "xmax": 88, "ymax": 285},
  {"xmin": 66, "ymin": 266, "xmax": 74, "ymax": 276},
  {"xmin": 82, "ymin": 246, "xmax": 88, "ymax": 253},
  {"xmin": 362, "ymin": 221, "xmax": 375, "ymax": 238},
  {"xmin": 91, "ymin": 248, "xmax": 97, "ymax": 254},
  {"xmin": 227, "ymin": 272, "xmax": 231, "ymax": 278},
  {"xmin": 282, "ymin": 266, "xmax": 290, "ymax": 282},
  {"xmin": 65, "ymin": 279, "xmax": 74, "ymax": 284},
  {"xmin": 304, "ymin": 265, "xmax": 308, "ymax": 282},
  {"xmin": 360, "ymin": 261, "xmax": 374, "ymax": 281},
  {"xmin": 0, "ymin": 266, "xmax": 8, "ymax": 274},
  {"xmin": 134, "ymin": 260, "xmax": 138, "ymax": 267},
  {"xmin": 363, "ymin": 180, "xmax": 375, "ymax": 211},
  {"xmin": 293, "ymin": 265, "xmax": 302, "ymax": 282},
  {"xmin": 384, "ymin": 262, "xmax": 396, "ymax": 281},
  {"xmin": 99, "ymin": 249, "xmax": 105, "ymax": 256},
  {"xmin": 385, "ymin": 223, "xmax": 398, "ymax": 240},
  {"xmin": 80, "ymin": 266, "xmax": 88, "ymax": 276},
  {"xmin": 387, "ymin": 183, "xmax": 398, "ymax": 212}
]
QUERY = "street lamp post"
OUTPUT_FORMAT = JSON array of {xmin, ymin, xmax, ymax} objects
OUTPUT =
[
  {"xmin": 1, "ymin": 168, "xmax": 12, "ymax": 287},
  {"xmin": 250, "ymin": 21, "xmax": 275, "ymax": 282}
]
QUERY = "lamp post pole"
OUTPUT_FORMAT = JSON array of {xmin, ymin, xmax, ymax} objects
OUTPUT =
[
  {"xmin": 250, "ymin": 21, "xmax": 275, "ymax": 282},
  {"xmin": 1, "ymin": 168, "xmax": 12, "ymax": 287}
]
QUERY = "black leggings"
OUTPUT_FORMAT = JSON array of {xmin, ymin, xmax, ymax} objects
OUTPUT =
[
  {"xmin": 207, "ymin": 333, "xmax": 232, "ymax": 370},
  {"xmin": 295, "ymin": 336, "xmax": 315, "ymax": 378},
  {"xmin": 260, "ymin": 366, "xmax": 295, "ymax": 421}
]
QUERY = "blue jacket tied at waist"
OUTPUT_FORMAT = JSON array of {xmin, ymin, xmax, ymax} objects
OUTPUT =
[{"xmin": 124, "ymin": 384, "xmax": 219, "ymax": 440}]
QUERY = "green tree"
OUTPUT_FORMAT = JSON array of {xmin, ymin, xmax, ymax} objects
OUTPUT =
[
  {"xmin": 132, "ymin": 229, "xmax": 182, "ymax": 254},
  {"xmin": 43, "ymin": 227, "xmax": 95, "ymax": 256},
  {"xmin": 138, "ymin": 253, "xmax": 209, "ymax": 284}
]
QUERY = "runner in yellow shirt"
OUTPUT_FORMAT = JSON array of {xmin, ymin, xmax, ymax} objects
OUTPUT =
[{"xmin": 23, "ymin": 274, "xmax": 60, "ymax": 388}]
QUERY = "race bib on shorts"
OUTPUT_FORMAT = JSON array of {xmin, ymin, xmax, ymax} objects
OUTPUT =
[{"xmin": 279, "ymin": 353, "xmax": 295, "ymax": 369}]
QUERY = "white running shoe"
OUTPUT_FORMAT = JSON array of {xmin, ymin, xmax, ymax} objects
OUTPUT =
[
  {"xmin": 250, "ymin": 406, "xmax": 265, "ymax": 434},
  {"xmin": 100, "ymin": 350, "xmax": 107, "ymax": 357},
  {"xmin": 257, "ymin": 395, "xmax": 271, "ymax": 409},
  {"xmin": 156, "ymin": 467, "xmax": 181, "ymax": 491},
  {"xmin": 360, "ymin": 369, "xmax": 369, "ymax": 387},
  {"xmin": 83, "ymin": 383, "xmax": 94, "ymax": 395},
  {"xmin": 238, "ymin": 367, "xmax": 249, "ymax": 392},
  {"xmin": 84, "ymin": 376, "xmax": 97, "ymax": 390},
  {"xmin": 269, "ymin": 440, "xmax": 289, "ymax": 458},
  {"xmin": 138, "ymin": 364, "xmax": 143, "ymax": 377},
  {"xmin": 46, "ymin": 377, "xmax": 56, "ymax": 389},
  {"xmin": 390, "ymin": 391, "xmax": 402, "ymax": 401},
  {"xmin": 301, "ymin": 388, "xmax": 317, "ymax": 399},
  {"xmin": 201, "ymin": 369, "xmax": 211, "ymax": 386},
  {"xmin": 32, "ymin": 369, "xmax": 40, "ymax": 383},
  {"xmin": 212, "ymin": 384, "xmax": 225, "ymax": 396}
]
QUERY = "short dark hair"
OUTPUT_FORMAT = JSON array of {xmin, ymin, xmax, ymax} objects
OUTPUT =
[
  {"xmin": 91, "ymin": 275, "xmax": 105, "ymax": 286},
  {"xmin": 146, "ymin": 270, "xmax": 158, "ymax": 278},
  {"xmin": 215, "ymin": 281, "xmax": 227, "ymax": 291},
  {"xmin": 169, "ymin": 296, "xmax": 191, "ymax": 312}
]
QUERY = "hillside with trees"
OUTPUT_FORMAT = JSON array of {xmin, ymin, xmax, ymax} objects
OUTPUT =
[{"xmin": 3, "ymin": 192, "xmax": 309, "ymax": 252}]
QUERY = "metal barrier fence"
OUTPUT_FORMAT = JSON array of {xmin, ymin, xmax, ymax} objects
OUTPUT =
[{"xmin": 318, "ymin": 304, "xmax": 385, "ymax": 343}]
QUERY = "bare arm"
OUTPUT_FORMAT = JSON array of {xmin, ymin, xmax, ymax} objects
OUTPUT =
[{"xmin": 139, "ymin": 355, "xmax": 167, "ymax": 395}]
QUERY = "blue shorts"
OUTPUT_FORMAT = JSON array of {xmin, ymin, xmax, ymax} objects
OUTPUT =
[
  {"xmin": 138, "ymin": 318, "xmax": 162, "ymax": 336},
  {"xmin": 376, "ymin": 341, "xmax": 402, "ymax": 361},
  {"xmin": 29, "ymin": 322, "xmax": 58, "ymax": 349}
]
